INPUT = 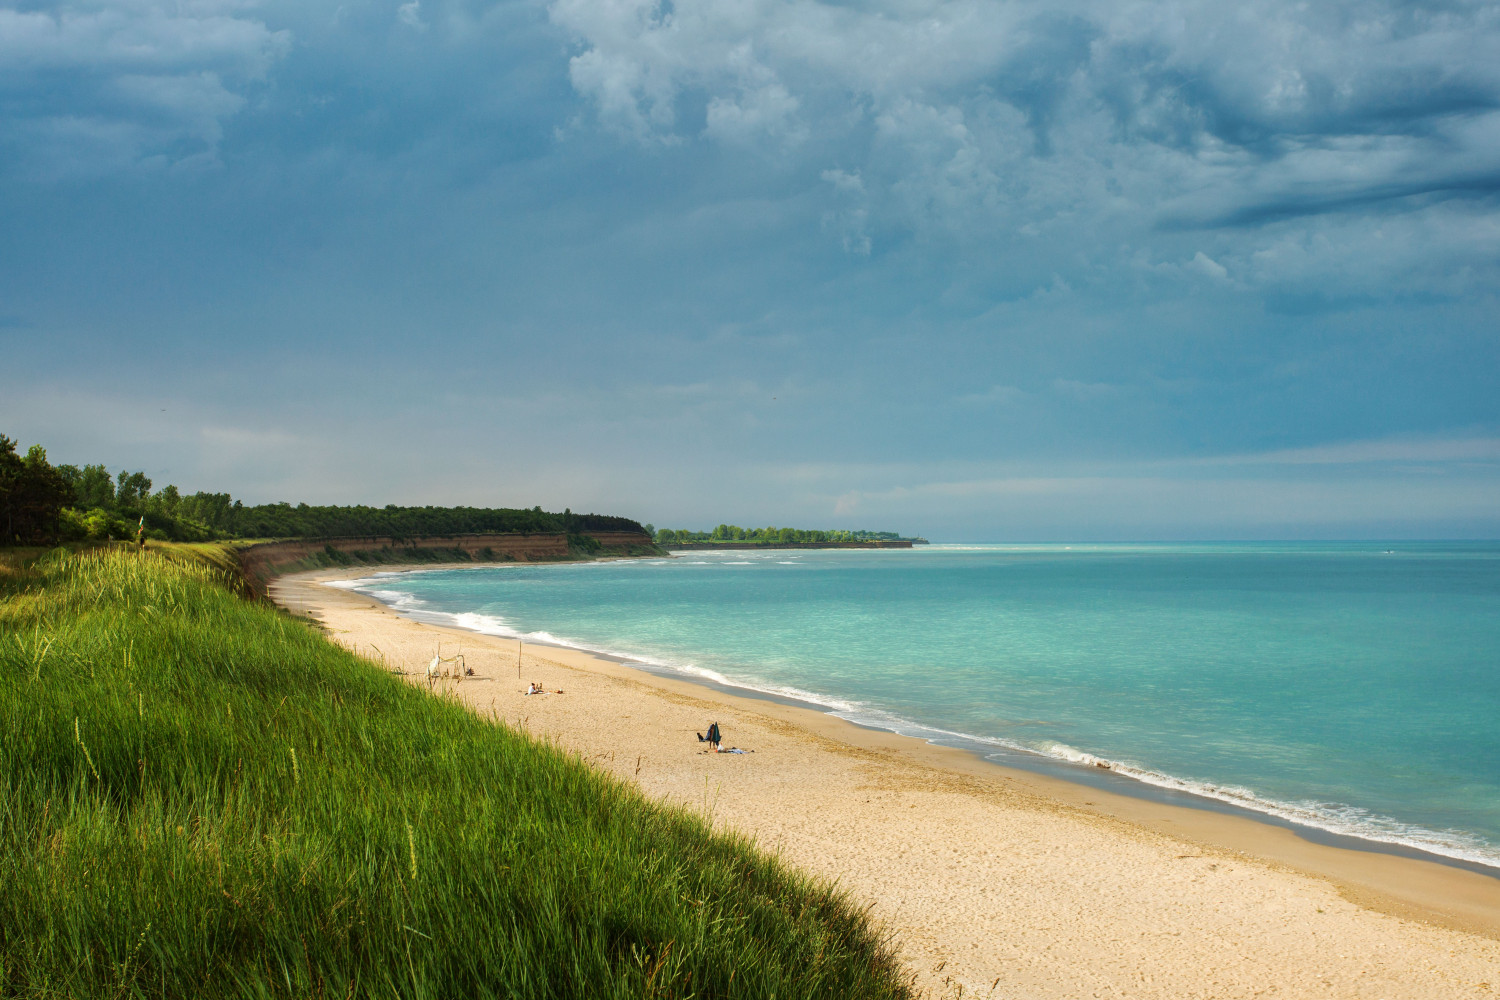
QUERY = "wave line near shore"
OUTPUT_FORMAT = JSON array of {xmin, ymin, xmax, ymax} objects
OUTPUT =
[{"xmin": 331, "ymin": 571, "xmax": 1500, "ymax": 874}]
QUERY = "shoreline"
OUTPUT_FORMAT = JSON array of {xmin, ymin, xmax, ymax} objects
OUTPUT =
[
  {"xmin": 323, "ymin": 560, "xmax": 1500, "ymax": 879},
  {"xmin": 273, "ymin": 565, "xmax": 1500, "ymax": 997}
]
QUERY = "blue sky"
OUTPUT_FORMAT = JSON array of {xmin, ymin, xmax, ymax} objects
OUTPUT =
[{"xmin": 2, "ymin": 0, "xmax": 1498, "ymax": 539}]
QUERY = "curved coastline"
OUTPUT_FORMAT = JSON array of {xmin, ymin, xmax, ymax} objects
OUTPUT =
[
  {"xmin": 283, "ymin": 566, "xmax": 1500, "ymax": 941},
  {"xmin": 272, "ymin": 564, "xmax": 1500, "ymax": 996},
  {"xmin": 329, "ymin": 564, "xmax": 1500, "ymax": 877}
]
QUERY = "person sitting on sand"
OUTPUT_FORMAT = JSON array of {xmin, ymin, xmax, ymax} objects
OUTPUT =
[{"xmin": 524, "ymin": 682, "xmax": 541, "ymax": 695}]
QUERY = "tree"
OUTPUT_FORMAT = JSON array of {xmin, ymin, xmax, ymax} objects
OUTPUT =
[
  {"xmin": 0, "ymin": 436, "xmax": 20, "ymax": 542},
  {"xmin": 74, "ymin": 464, "xmax": 116, "ymax": 510},
  {"xmin": 115, "ymin": 470, "xmax": 153, "ymax": 511},
  {"xmin": 178, "ymin": 492, "xmax": 234, "ymax": 530},
  {"xmin": 0, "ymin": 438, "xmax": 72, "ymax": 545},
  {"xmin": 54, "ymin": 463, "xmax": 81, "ymax": 496},
  {"xmin": 152, "ymin": 484, "xmax": 181, "ymax": 516}
]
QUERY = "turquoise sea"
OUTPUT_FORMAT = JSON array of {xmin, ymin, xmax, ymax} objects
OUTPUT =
[{"xmin": 336, "ymin": 543, "xmax": 1500, "ymax": 869}]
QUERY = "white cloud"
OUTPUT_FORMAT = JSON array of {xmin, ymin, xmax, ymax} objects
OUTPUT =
[
  {"xmin": 397, "ymin": 2, "xmax": 426, "ymax": 31},
  {"xmin": 820, "ymin": 168, "xmax": 863, "ymax": 195},
  {"xmin": 1206, "ymin": 436, "xmax": 1500, "ymax": 467},
  {"xmin": 1052, "ymin": 379, "xmax": 1117, "ymax": 402},
  {"xmin": 832, "ymin": 490, "xmax": 859, "ymax": 515},
  {"xmin": 0, "ymin": 2, "xmax": 290, "ymax": 175},
  {"xmin": 957, "ymin": 384, "xmax": 1027, "ymax": 408},
  {"xmin": 816, "ymin": 471, "xmax": 1500, "ymax": 535},
  {"xmin": 546, "ymin": 0, "xmax": 1500, "ymax": 280},
  {"xmin": 739, "ymin": 451, "xmax": 1500, "ymax": 538},
  {"xmin": 705, "ymin": 80, "xmax": 804, "ymax": 144},
  {"xmin": 1186, "ymin": 251, "xmax": 1228, "ymax": 281}
]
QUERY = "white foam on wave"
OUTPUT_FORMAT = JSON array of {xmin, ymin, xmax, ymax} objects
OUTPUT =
[
  {"xmin": 797, "ymin": 712, "xmax": 1500, "ymax": 868},
  {"xmin": 924, "ymin": 544, "xmax": 1018, "ymax": 551},
  {"xmin": 324, "ymin": 574, "xmax": 402, "ymax": 590},
  {"xmin": 347, "ymin": 579, "xmax": 1500, "ymax": 872},
  {"xmin": 346, "ymin": 581, "xmax": 871, "ymax": 713},
  {"xmin": 324, "ymin": 564, "xmax": 474, "ymax": 588},
  {"xmin": 349, "ymin": 587, "xmax": 430, "ymax": 613},
  {"xmin": 1026, "ymin": 741, "xmax": 1500, "ymax": 869}
]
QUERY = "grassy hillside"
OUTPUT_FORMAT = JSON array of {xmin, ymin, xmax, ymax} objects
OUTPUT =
[{"xmin": 0, "ymin": 548, "xmax": 912, "ymax": 998}]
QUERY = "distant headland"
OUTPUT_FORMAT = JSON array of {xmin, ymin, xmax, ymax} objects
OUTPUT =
[{"xmin": 651, "ymin": 524, "xmax": 928, "ymax": 549}]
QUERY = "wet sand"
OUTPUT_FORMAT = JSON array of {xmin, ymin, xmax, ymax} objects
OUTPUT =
[{"xmin": 272, "ymin": 567, "xmax": 1500, "ymax": 999}]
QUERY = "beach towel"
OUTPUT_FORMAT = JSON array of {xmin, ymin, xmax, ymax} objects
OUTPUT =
[{"xmin": 707, "ymin": 722, "xmax": 721, "ymax": 745}]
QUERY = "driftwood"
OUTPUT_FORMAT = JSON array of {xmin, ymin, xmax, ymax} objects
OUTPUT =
[{"xmin": 426, "ymin": 644, "xmax": 469, "ymax": 684}]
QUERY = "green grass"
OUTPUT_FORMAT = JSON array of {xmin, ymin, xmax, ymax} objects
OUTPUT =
[{"xmin": 0, "ymin": 549, "xmax": 912, "ymax": 999}]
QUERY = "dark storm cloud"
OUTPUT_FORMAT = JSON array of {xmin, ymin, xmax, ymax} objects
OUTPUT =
[
  {"xmin": 550, "ymin": 0, "xmax": 1500, "ymax": 245},
  {"xmin": 2, "ymin": 0, "xmax": 1497, "ymax": 536}
]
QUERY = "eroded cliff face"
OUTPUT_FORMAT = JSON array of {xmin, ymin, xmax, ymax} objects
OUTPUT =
[
  {"xmin": 236, "ymin": 531, "xmax": 657, "ymax": 595},
  {"xmin": 581, "ymin": 531, "xmax": 660, "ymax": 552}
]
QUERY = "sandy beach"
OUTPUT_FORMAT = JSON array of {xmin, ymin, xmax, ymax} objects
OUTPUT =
[{"xmin": 272, "ymin": 567, "xmax": 1500, "ymax": 999}]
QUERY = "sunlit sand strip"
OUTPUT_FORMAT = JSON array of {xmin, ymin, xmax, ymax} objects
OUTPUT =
[{"xmin": 274, "ymin": 567, "xmax": 1500, "ymax": 999}]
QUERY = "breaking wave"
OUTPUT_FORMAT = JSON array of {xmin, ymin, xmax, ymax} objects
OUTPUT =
[{"xmin": 337, "ymin": 572, "xmax": 1500, "ymax": 872}]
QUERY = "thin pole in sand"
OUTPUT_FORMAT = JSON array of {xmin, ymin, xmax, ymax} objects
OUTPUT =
[{"xmin": 517, "ymin": 638, "xmax": 523, "ymax": 681}]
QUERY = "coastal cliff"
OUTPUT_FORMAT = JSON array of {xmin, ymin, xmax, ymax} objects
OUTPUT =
[{"xmin": 235, "ymin": 530, "xmax": 658, "ymax": 594}]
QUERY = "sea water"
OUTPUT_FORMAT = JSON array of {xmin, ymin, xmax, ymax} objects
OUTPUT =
[{"xmin": 335, "ymin": 543, "xmax": 1500, "ymax": 868}]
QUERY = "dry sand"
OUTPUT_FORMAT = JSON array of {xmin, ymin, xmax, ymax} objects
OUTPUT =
[{"xmin": 272, "ymin": 567, "xmax": 1500, "ymax": 999}]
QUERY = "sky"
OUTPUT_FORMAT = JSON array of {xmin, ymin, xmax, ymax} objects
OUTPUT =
[{"xmin": 2, "ymin": 0, "xmax": 1498, "ymax": 539}]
